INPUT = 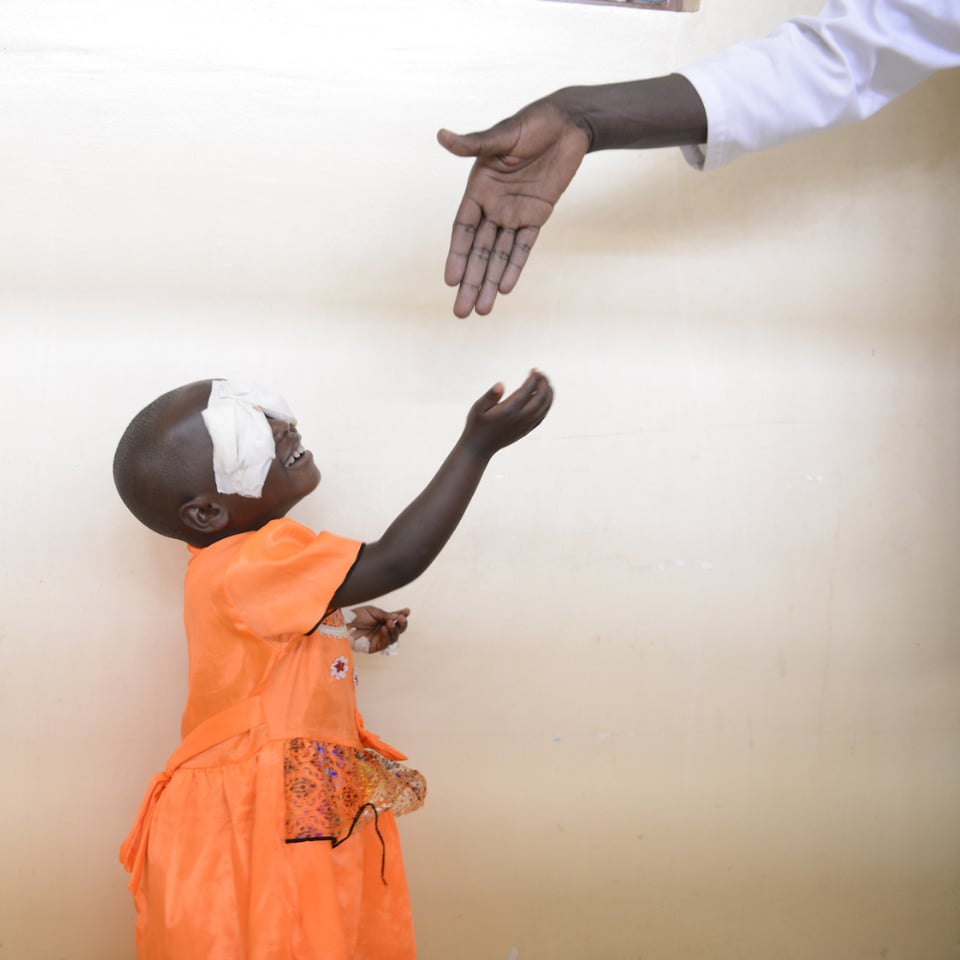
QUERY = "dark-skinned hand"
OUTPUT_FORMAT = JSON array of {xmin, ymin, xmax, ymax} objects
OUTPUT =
[
  {"xmin": 438, "ymin": 101, "xmax": 589, "ymax": 318},
  {"xmin": 462, "ymin": 369, "xmax": 554, "ymax": 457},
  {"xmin": 347, "ymin": 605, "xmax": 410, "ymax": 653}
]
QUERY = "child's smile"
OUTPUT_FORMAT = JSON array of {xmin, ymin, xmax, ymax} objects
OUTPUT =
[
  {"xmin": 282, "ymin": 439, "xmax": 309, "ymax": 469},
  {"xmin": 277, "ymin": 426, "xmax": 312, "ymax": 470},
  {"xmin": 270, "ymin": 419, "xmax": 316, "ymax": 475}
]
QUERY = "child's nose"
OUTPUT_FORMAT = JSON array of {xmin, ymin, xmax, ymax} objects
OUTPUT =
[{"xmin": 267, "ymin": 417, "xmax": 293, "ymax": 440}]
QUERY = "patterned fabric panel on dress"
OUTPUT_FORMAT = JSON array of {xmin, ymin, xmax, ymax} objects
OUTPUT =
[
  {"xmin": 284, "ymin": 608, "xmax": 426, "ymax": 845},
  {"xmin": 284, "ymin": 740, "xmax": 426, "ymax": 844}
]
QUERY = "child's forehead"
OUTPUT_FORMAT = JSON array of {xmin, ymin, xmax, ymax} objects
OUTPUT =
[
  {"xmin": 207, "ymin": 380, "xmax": 296, "ymax": 424},
  {"xmin": 162, "ymin": 379, "xmax": 296, "ymax": 434}
]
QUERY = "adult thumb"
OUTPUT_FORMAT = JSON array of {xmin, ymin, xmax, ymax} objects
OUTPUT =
[
  {"xmin": 437, "ymin": 125, "xmax": 512, "ymax": 160},
  {"xmin": 437, "ymin": 128, "xmax": 481, "ymax": 158}
]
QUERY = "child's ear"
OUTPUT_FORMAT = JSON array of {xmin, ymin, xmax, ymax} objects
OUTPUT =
[{"xmin": 179, "ymin": 497, "xmax": 230, "ymax": 535}]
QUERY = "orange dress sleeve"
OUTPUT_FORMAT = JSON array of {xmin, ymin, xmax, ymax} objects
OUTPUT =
[{"xmin": 225, "ymin": 518, "xmax": 362, "ymax": 638}]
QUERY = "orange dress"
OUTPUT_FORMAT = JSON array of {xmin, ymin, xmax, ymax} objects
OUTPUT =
[{"xmin": 120, "ymin": 518, "xmax": 426, "ymax": 960}]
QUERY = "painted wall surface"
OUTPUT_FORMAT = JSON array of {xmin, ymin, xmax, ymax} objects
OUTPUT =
[{"xmin": 1, "ymin": 1, "xmax": 958, "ymax": 958}]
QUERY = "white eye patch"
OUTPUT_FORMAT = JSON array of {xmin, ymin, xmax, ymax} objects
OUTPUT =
[{"xmin": 201, "ymin": 380, "xmax": 297, "ymax": 498}]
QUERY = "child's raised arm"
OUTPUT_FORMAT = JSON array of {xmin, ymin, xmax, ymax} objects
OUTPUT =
[{"xmin": 329, "ymin": 370, "xmax": 552, "ymax": 609}]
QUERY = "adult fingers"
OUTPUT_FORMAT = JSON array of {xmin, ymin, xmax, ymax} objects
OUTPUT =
[
  {"xmin": 453, "ymin": 278, "xmax": 480, "ymax": 319},
  {"xmin": 471, "ymin": 227, "xmax": 541, "ymax": 315},
  {"xmin": 474, "ymin": 227, "xmax": 516, "ymax": 316},
  {"xmin": 453, "ymin": 216, "xmax": 499, "ymax": 318},
  {"xmin": 499, "ymin": 226, "xmax": 539, "ymax": 295},
  {"xmin": 445, "ymin": 196, "xmax": 482, "ymax": 287},
  {"xmin": 476, "ymin": 226, "xmax": 541, "ymax": 314}
]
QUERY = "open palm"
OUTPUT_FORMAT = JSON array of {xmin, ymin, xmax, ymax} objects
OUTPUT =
[{"xmin": 439, "ymin": 99, "xmax": 590, "ymax": 317}]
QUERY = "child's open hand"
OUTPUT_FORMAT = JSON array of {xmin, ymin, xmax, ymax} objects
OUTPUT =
[
  {"xmin": 463, "ymin": 369, "xmax": 553, "ymax": 457},
  {"xmin": 347, "ymin": 605, "xmax": 410, "ymax": 654},
  {"xmin": 328, "ymin": 371, "xmax": 552, "ymax": 611}
]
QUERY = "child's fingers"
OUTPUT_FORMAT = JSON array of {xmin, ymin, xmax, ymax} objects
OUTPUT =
[
  {"xmin": 506, "ymin": 372, "xmax": 552, "ymax": 423},
  {"xmin": 497, "ymin": 369, "xmax": 547, "ymax": 411},
  {"xmin": 473, "ymin": 381, "xmax": 505, "ymax": 414},
  {"xmin": 517, "ymin": 391, "xmax": 552, "ymax": 435},
  {"xmin": 378, "ymin": 608, "xmax": 409, "ymax": 648},
  {"xmin": 519, "ymin": 371, "xmax": 551, "ymax": 407},
  {"xmin": 523, "ymin": 381, "xmax": 553, "ymax": 426},
  {"xmin": 370, "ymin": 623, "xmax": 396, "ymax": 653}
]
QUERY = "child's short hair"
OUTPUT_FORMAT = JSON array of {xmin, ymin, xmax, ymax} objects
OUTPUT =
[{"xmin": 114, "ymin": 381, "xmax": 212, "ymax": 540}]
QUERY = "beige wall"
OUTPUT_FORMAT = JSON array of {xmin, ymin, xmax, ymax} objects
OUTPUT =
[{"xmin": 1, "ymin": 1, "xmax": 958, "ymax": 958}]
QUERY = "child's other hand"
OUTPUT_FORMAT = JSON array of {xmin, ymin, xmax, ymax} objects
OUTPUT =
[
  {"xmin": 463, "ymin": 369, "xmax": 553, "ymax": 458},
  {"xmin": 347, "ymin": 605, "xmax": 410, "ymax": 654}
]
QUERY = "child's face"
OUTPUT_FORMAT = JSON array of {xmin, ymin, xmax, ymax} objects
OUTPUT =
[
  {"xmin": 115, "ymin": 379, "xmax": 324, "ymax": 546},
  {"xmin": 220, "ymin": 414, "xmax": 321, "ymax": 532}
]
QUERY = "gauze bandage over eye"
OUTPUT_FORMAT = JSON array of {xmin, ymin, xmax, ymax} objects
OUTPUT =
[{"xmin": 201, "ymin": 380, "xmax": 297, "ymax": 498}]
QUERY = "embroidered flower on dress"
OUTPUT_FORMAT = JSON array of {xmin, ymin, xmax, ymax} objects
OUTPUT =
[{"xmin": 330, "ymin": 656, "xmax": 350, "ymax": 680}]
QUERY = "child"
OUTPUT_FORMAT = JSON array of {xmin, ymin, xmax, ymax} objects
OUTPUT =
[{"xmin": 113, "ymin": 372, "xmax": 552, "ymax": 960}]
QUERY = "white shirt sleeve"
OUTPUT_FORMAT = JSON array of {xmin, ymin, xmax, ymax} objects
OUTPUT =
[{"xmin": 676, "ymin": 0, "xmax": 960, "ymax": 171}]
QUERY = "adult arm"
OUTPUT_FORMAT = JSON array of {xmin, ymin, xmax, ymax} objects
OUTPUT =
[
  {"xmin": 439, "ymin": 0, "xmax": 960, "ymax": 316},
  {"xmin": 678, "ymin": 0, "xmax": 960, "ymax": 170},
  {"xmin": 438, "ymin": 75, "xmax": 706, "ymax": 318},
  {"xmin": 329, "ymin": 370, "xmax": 553, "ymax": 609}
]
